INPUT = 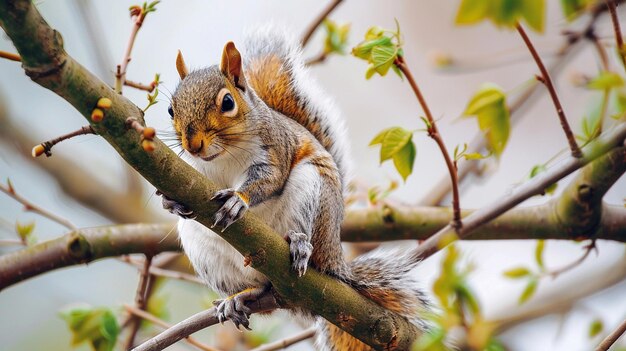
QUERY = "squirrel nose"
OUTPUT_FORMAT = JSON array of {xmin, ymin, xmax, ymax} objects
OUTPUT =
[{"xmin": 187, "ymin": 138, "xmax": 204, "ymax": 155}]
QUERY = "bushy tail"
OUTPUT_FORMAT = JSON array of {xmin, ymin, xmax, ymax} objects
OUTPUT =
[
  {"xmin": 243, "ymin": 25, "xmax": 352, "ymax": 191},
  {"xmin": 315, "ymin": 247, "xmax": 431, "ymax": 351}
]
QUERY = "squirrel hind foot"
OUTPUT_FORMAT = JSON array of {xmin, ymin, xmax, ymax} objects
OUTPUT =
[
  {"xmin": 287, "ymin": 230, "xmax": 313, "ymax": 277},
  {"xmin": 213, "ymin": 286, "xmax": 269, "ymax": 330}
]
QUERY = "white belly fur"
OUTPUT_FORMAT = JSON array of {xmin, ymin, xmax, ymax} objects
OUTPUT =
[{"xmin": 178, "ymin": 146, "xmax": 322, "ymax": 296}]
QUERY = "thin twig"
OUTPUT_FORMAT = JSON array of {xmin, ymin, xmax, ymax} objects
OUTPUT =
[
  {"xmin": 125, "ymin": 79, "xmax": 155, "ymax": 92},
  {"xmin": 0, "ymin": 50, "xmax": 21, "ymax": 61},
  {"xmin": 546, "ymin": 241, "xmax": 596, "ymax": 279},
  {"xmin": 595, "ymin": 317, "xmax": 626, "ymax": 351},
  {"xmin": 516, "ymin": 23, "xmax": 582, "ymax": 158},
  {"xmin": 31, "ymin": 125, "xmax": 95, "ymax": 157},
  {"xmin": 125, "ymin": 255, "xmax": 153, "ymax": 350},
  {"xmin": 605, "ymin": 0, "xmax": 626, "ymax": 71},
  {"xmin": 394, "ymin": 56, "xmax": 462, "ymax": 229},
  {"xmin": 120, "ymin": 255, "xmax": 204, "ymax": 284},
  {"xmin": 132, "ymin": 292, "xmax": 280, "ymax": 351},
  {"xmin": 301, "ymin": 0, "xmax": 343, "ymax": 47},
  {"xmin": 0, "ymin": 182, "xmax": 77, "ymax": 230},
  {"xmin": 123, "ymin": 304, "xmax": 219, "ymax": 351},
  {"xmin": 250, "ymin": 327, "xmax": 316, "ymax": 351},
  {"xmin": 305, "ymin": 52, "xmax": 328, "ymax": 66},
  {"xmin": 115, "ymin": 7, "xmax": 151, "ymax": 93}
]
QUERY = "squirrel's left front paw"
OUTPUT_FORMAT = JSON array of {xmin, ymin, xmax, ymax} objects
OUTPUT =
[
  {"xmin": 287, "ymin": 230, "xmax": 313, "ymax": 277},
  {"xmin": 211, "ymin": 188, "xmax": 249, "ymax": 231}
]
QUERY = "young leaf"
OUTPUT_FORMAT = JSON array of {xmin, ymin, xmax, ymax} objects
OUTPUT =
[
  {"xmin": 503, "ymin": 267, "xmax": 531, "ymax": 279},
  {"xmin": 561, "ymin": 0, "xmax": 591, "ymax": 21},
  {"xmin": 15, "ymin": 221, "xmax": 35, "ymax": 242},
  {"xmin": 588, "ymin": 319, "xmax": 604, "ymax": 338},
  {"xmin": 519, "ymin": 0, "xmax": 545, "ymax": 33},
  {"xmin": 588, "ymin": 71, "xmax": 624, "ymax": 91},
  {"xmin": 380, "ymin": 127, "xmax": 412, "ymax": 162},
  {"xmin": 455, "ymin": 0, "xmax": 490, "ymax": 25},
  {"xmin": 60, "ymin": 307, "xmax": 120, "ymax": 351},
  {"xmin": 371, "ymin": 45, "xmax": 398, "ymax": 76},
  {"xmin": 518, "ymin": 278, "xmax": 538, "ymax": 304},
  {"xmin": 392, "ymin": 140, "xmax": 416, "ymax": 181},
  {"xmin": 370, "ymin": 127, "xmax": 394, "ymax": 146},
  {"xmin": 353, "ymin": 24, "xmax": 403, "ymax": 79},
  {"xmin": 463, "ymin": 83, "xmax": 510, "ymax": 156},
  {"xmin": 535, "ymin": 240, "xmax": 545, "ymax": 269},
  {"xmin": 323, "ymin": 20, "xmax": 351, "ymax": 55}
]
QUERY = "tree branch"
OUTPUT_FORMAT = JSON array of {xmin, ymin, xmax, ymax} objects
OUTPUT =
[
  {"xmin": 0, "ymin": 2, "xmax": 421, "ymax": 349},
  {"xmin": 133, "ymin": 292, "xmax": 280, "ymax": 351},
  {"xmin": 0, "ymin": 103, "xmax": 162, "ymax": 223},
  {"xmin": 123, "ymin": 304, "xmax": 218, "ymax": 351},
  {"xmin": 0, "ymin": 223, "xmax": 179, "ymax": 290},
  {"xmin": 412, "ymin": 124, "xmax": 626, "ymax": 260},
  {"xmin": 596, "ymin": 317, "xmax": 626, "ymax": 351},
  {"xmin": 250, "ymin": 327, "xmax": 316, "ymax": 351},
  {"xmin": 605, "ymin": 0, "xmax": 626, "ymax": 72}
]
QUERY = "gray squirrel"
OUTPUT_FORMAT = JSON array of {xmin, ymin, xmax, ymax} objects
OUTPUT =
[{"xmin": 161, "ymin": 26, "xmax": 429, "ymax": 350}]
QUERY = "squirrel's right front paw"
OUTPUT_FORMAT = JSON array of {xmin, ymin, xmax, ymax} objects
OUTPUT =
[
  {"xmin": 157, "ymin": 190, "xmax": 195, "ymax": 219},
  {"xmin": 211, "ymin": 188, "xmax": 249, "ymax": 231}
]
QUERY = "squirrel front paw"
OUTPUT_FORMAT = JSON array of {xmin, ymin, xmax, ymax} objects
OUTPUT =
[
  {"xmin": 287, "ymin": 230, "xmax": 313, "ymax": 277},
  {"xmin": 211, "ymin": 188, "xmax": 249, "ymax": 231},
  {"xmin": 157, "ymin": 190, "xmax": 195, "ymax": 219}
]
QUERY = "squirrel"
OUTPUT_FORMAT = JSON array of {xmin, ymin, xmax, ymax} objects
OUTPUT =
[{"xmin": 161, "ymin": 26, "xmax": 430, "ymax": 350}]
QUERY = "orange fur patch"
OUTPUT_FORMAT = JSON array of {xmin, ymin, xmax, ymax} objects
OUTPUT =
[{"xmin": 291, "ymin": 138, "xmax": 315, "ymax": 169}]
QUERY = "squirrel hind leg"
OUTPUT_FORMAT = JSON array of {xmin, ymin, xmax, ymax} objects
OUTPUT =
[
  {"xmin": 158, "ymin": 191, "xmax": 195, "ymax": 218},
  {"xmin": 286, "ymin": 230, "xmax": 313, "ymax": 277}
]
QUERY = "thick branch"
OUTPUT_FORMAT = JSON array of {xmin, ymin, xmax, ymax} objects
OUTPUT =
[
  {"xmin": 341, "ymin": 203, "xmax": 626, "ymax": 242},
  {"xmin": 0, "ymin": 2, "xmax": 420, "ymax": 349},
  {"xmin": 0, "ymin": 223, "xmax": 179, "ymax": 290}
]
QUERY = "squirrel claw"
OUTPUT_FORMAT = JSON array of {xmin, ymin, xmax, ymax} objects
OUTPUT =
[
  {"xmin": 158, "ymin": 192, "xmax": 195, "ymax": 219},
  {"xmin": 287, "ymin": 230, "xmax": 313, "ymax": 277},
  {"xmin": 212, "ymin": 189, "xmax": 248, "ymax": 230}
]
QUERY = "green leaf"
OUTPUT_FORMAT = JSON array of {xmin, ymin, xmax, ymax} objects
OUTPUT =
[
  {"xmin": 371, "ymin": 45, "xmax": 398, "ymax": 76},
  {"xmin": 455, "ymin": 0, "xmax": 490, "ymax": 25},
  {"xmin": 503, "ymin": 267, "xmax": 531, "ymax": 279},
  {"xmin": 588, "ymin": 71, "xmax": 624, "ymax": 90},
  {"xmin": 462, "ymin": 84, "xmax": 510, "ymax": 156},
  {"xmin": 393, "ymin": 140, "xmax": 416, "ymax": 181},
  {"xmin": 15, "ymin": 221, "xmax": 35, "ymax": 242},
  {"xmin": 370, "ymin": 127, "xmax": 394, "ymax": 146},
  {"xmin": 455, "ymin": 282, "xmax": 480, "ymax": 315},
  {"xmin": 520, "ymin": 0, "xmax": 545, "ymax": 32},
  {"xmin": 456, "ymin": 0, "xmax": 545, "ymax": 32},
  {"xmin": 518, "ymin": 278, "xmax": 538, "ymax": 304},
  {"xmin": 60, "ymin": 307, "xmax": 119, "ymax": 351},
  {"xmin": 588, "ymin": 319, "xmax": 604, "ymax": 338},
  {"xmin": 380, "ymin": 127, "xmax": 412, "ymax": 162},
  {"xmin": 535, "ymin": 240, "xmax": 545, "ymax": 269},
  {"xmin": 352, "ymin": 37, "xmax": 392, "ymax": 60},
  {"xmin": 561, "ymin": 0, "xmax": 592, "ymax": 21},
  {"xmin": 323, "ymin": 20, "xmax": 351, "ymax": 55},
  {"xmin": 463, "ymin": 83, "xmax": 506, "ymax": 115}
]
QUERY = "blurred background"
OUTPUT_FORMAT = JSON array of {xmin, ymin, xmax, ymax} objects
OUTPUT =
[{"xmin": 0, "ymin": 1, "xmax": 625, "ymax": 350}]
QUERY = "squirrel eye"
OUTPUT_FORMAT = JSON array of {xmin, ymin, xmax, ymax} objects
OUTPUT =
[
  {"xmin": 168, "ymin": 105, "xmax": 174, "ymax": 119},
  {"xmin": 221, "ymin": 93, "xmax": 235, "ymax": 113}
]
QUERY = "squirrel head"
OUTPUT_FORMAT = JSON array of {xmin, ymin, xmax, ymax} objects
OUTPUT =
[{"xmin": 169, "ymin": 42, "xmax": 255, "ymax": 161}]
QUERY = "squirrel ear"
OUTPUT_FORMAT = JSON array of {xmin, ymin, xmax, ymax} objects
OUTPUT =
[
  {"xmin": 176, "ymin": 50, "xmax": 189, "ymax": 80},
  {"xmin": 220, "ymin": 41, "xmax": 246, "ymax": 89}
]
